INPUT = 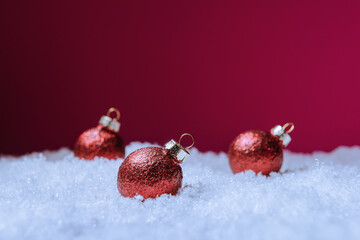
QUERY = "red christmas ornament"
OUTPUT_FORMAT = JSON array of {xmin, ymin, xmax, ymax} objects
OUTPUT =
[
  {"xmin": 74, "ymin": 108, "xmax": 125, "ymax": 160},
  {"xmin": 228, "ymin": 123, "xmax": 294, "ymax": 176},
  {"xmin": 117, "ymin": 133, "xmax": 195, "ymax": 199}
]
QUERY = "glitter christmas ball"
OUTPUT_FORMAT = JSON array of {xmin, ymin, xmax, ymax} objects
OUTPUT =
[
  {"xmin": 74, "ymin": 108, "xmax": 125, "ymax": 160},
  {"xmin": 118, "ymin": 147, "xmax": 183, "ymax": 199},
  {"xmin": 228, "ymin": 130, "xmax": 284, "ymax": 176},
  {"xmin": 74, "ymin": 125, "xmax": 125, "ymax": 160}
]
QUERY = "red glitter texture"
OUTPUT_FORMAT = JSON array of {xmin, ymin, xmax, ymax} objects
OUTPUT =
[
  {"xmin": 228, "ymin": 130, "xmax": 283, "ymax": 176},
  {"xmin": 117, "ymin": 147, "xmax": 183, "ymax": 199},
  {"xmin": 74, "ymin": 125, "xmax": 125, "ymax": 160}
]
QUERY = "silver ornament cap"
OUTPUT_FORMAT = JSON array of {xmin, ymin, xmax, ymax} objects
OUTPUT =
[
  {"xmin": 164, "ymin": 133, "xmax": 195, "ymax": 162},
  {"xmin": 270, "ymin": 123, "xmax": 294, "ymax": 147},
  {"xmin": 98, "ymin": 108, "xmax": 121, "ymax": 132}
]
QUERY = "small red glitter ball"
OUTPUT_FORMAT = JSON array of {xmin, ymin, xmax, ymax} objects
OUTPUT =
[
  {"xmin": 74, "ymin": 125, "xmax": 125, "ymax": 160},
  {"xmin": 228, "ymin": 130, "xmax": 283, "ymax": 176},
  {"xmin": 118, "ymin": 147, "xmax": 183, "ymax": 199}
]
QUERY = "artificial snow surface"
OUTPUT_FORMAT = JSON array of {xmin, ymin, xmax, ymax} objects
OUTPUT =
[{"xmin": 1, "ymin": 143, "xmax": 360, "ymax": 240}]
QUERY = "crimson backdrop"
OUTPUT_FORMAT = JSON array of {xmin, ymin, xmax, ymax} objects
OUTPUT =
[{"xmin": 1, "ymin": 0, "xmax": 360, "ymax": 155}]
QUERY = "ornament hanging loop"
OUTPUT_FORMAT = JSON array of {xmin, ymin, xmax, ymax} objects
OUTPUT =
[
  {"xmin": 271, "ymin": 123, "xmax": 294, "ymax": 147},
  {"xmin": 165, "ymin": 133, "xmax": 195, "ymax": 163},
  {"xmin": 282, "ymin": 123, "xmax": 294, "ymax": 134},
  {"xmin": 179, "ymin": 133, "xmax": 195, "ymax": 149},
  {"xmin": 99, "ymin": 108, "xmax": 121, "ymax": 132},
  {"xmin": 107, "ymin": 107, "xmax": 120, "ymax": 121}
]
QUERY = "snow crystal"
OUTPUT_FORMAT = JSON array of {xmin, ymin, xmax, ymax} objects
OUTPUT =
[{"xmin": 1, "ymin": 142, "xmax": 360, "ymax": 240}]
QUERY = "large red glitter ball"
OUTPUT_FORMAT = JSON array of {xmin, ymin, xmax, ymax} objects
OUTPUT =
[
  {"xmin": 74, "ymin": 125, "xmax": 125, "ymax": 160},
  {"xmin": 228, "ymin": 130, "xmax": 283, "ymax": 176},
  {"xmin": 117, "ymin": 147, "xmax": 183, "ymax": 199}
]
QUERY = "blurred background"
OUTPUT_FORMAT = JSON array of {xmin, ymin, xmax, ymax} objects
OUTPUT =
[{"xmin": 1, "ymin": 0, "xmax": 359, "ymax": 155}]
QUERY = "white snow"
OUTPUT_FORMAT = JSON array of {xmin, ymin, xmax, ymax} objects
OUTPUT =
[{"xmin": 1, "ymin": 142, "xmax": 360, "ymax": 240}]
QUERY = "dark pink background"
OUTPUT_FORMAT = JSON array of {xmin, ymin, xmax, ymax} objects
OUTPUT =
[{"xmin": 1, "ymin": 0, "xmax": 360, "ymax": 155}]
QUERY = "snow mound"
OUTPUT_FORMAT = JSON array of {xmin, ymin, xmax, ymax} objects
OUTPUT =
[{"xmin": 1, "ymin": 142, "xmax": 360, "ymax": 240}]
